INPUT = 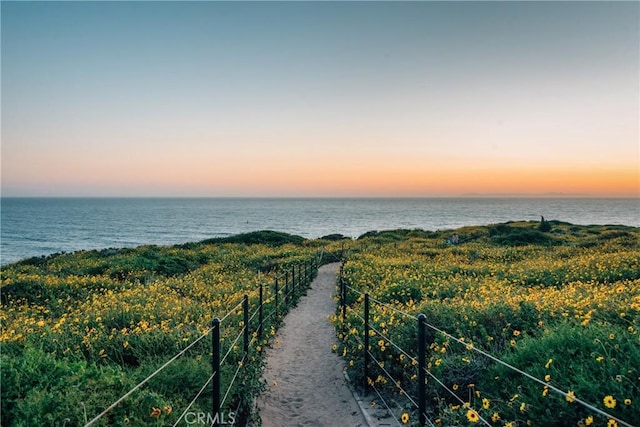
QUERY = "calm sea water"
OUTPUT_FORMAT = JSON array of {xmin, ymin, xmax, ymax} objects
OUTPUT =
[{"xmin": 1, "ymin": 197, "xmax": 638, "ymax": 265}]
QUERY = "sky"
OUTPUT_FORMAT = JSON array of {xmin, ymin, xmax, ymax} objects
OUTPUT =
[{"xmin": 1, "ymin": 1, "xmax": 639, "ymax": 197}]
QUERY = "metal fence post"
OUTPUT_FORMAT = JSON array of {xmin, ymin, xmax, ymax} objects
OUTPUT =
[
  {"xmin": 274, "ymin": 277, "xmax": 279, "ymax": 318},
  {"xmin": 292, "ymin": 265, "xmax": 296, "ymax": 294},
  {"xmin": 283, "ymin": 270, "xmax": 288, "ymax": 302},
  {"xmin": 341, "ymin": 269, "xmax": 347, "ymax": 333},
  {"xmin": 303, "ymin": 261, "xmax": 307, "ymax": 286},
  {"xmin": 418, "ymin": 313, "xmax": 426, "ymax": 427},
  {"xmin": 258, "ymin": 282, "xmax": 263, "ymax": 341},
  {"xmin": 285, "ymin": 273, "xmax": 290, "ymax": 305},
  {"xmin": 304, "ymin": 261, "xmax": 307, "ymax": 286},
  {"xmin": 243, "ymin": 294, "xmax": 249, "ymax": 357},
  {"xmin": 364, "ymin": 293, "xmax": 370, "ymax": 394},
  {"xmin": 211, "ymin": 318, "xmax": 220, "ymax": 427}
]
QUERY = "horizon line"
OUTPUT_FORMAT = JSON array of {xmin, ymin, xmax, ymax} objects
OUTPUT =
[{"xmin": 2, "ymin": 194, "xmax": 639, "ymax": 199}]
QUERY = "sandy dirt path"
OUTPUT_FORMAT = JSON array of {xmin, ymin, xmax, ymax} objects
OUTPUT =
[{"xmin": 255, "ymin": 262, "xmax": 367, "ymax": 427}]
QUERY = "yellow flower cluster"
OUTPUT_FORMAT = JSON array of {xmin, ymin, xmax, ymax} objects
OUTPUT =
[
  {"xmin": 1, "ymin": 240, "xmax": 321, "ymax": 424},
  {"xmin": 338, "ymin": 223, "xmax": 639, "ymax": 426}
]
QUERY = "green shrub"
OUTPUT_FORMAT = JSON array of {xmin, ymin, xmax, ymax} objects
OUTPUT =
[
  {"xmin": 539, "ymin": 216, "xmax": 552, "ymax": 232},
  {"xmin": 319, "ymin": 233, "xmax": 349, "ymax": 241},
  {"xmin": 201, "ymin": 230, "xmax": 306, "ymax": 246},
  {"xmin": 480, "ymin": 322, "xmax": 639, "ymax": 426},
  {"xmin": 1, "ymin": 346, "xmax": 135, "ymax": 426},
  {"xmin": 491, "ymin": 229, "xmax": 558, "ymax": 246}
]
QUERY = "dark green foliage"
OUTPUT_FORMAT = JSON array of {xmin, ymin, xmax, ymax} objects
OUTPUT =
[
  {"xmin": 1, "ymin": 346, "xmax": 134, "ymax": 426},
  {"xmin": 539, "ymin": 216, "xmax": 552, "ymax": 232},
  {"xmin": 489, "ymin": 223, "xmax": 559, "ymax": 246},
  {"xmin": 481, "ymin": 323, "xmax": 640, "ymax": 427},
  {"xmin": 357, "ymin": 229, "xmax": 432, "ymax": 242},
  {"xmin": 201, "ymin": 230, "xmax": 306, "ymax": 246},
  {"xmin": 493, "ymin": 229, "xmax": 557, "ymax": 246},
  {"xmin": 488, "ymin": 223, "xmax": 517, "ymax": 237},
  {"xmin": 15, "ymin": 255, "xmax": 51, "ymax": 268},
  {"xmin": 319, "ymin": 233, "xmax": 350, "ymax": 241}
]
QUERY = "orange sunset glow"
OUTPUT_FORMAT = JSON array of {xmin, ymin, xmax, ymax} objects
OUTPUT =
[{"xmin": 2, "ymin": 2, "xmax": 638, "ymax": 197}]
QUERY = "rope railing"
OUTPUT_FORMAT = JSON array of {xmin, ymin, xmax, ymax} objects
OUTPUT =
[
  {"xmin": 84, "ymin": 256, "xmax": 322, "ymax": 427},
  {"xmin": 345, "ymin": 283, "xmax": 418, "ymax": 321},
  {"xmin": 172, "ymin": 372, "xmax": 216, "ymax": 427},
  {"xmin": 419, "ymin": 313, "xmax": 634, "ymax": 426},
  {"xmin": 247, "ymin": 301, "xmax": 262, "ymax": 325},
  {"xmin": 261, "ymin": 307, "xmax": 278, "ymax": 325},
  {"xmin": 208, "ymin": 260, "xmax": 320, "ymax": 426},
  {"xmin": 361, "ymin": 332, "xmax": 431, "ymax": 427},
  {"xmin": 368, "ymin": 347, "xmax": 418, "ymax": 409},
  {"xmin": 349, "ymin": 305, "xmax": 491, "ymax": 426},
  {"xmin": 338, "ymin": 267, "xmax": 635, "ymax": 427},
  {"xmin": 349, "ymin": 308, "xmax": 437, "ymax": 426},
  {"xmin": 365, "ymin": 316, "xmax": 420, "ymax": 371},
  {"xmin": 220, "ymin": 323, "xmax": 247, "ymax": 367},
  {"xmin": 84, "ymin": 326, "xmax": 212, "ymax": 426},
  {"xmin": 219, "ymin": 298, "xmax": 246, "ymax": 324},
  {"xmin": 221, "ymin": 353, "xmax": 248, "ymax": 408},
  {"xmin": 343, "ymin": 316, "xmax": 406, "ymax": 426},
  {"xmin": 370, "ymin": 382, "xmax": 404, "ymax": 427}
]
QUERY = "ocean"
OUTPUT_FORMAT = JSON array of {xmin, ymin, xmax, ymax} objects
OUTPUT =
[{"xmin": 1, "ymin": 197, "xmax": 638, "ymax": 265}]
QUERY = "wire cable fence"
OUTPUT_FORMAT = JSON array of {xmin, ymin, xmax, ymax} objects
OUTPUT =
[
  {"xmin": 172, "ymin": 372, "xmax": 217, "ymax": 427},
  {"xmin": 337, "ymin": 266, "xmax": 635, "ymax": 427},
  {"xmin": 83, "ymin": 253, "xmax": 332, "ymax": 427}
]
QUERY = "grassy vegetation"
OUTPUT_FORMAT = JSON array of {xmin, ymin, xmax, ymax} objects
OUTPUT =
[
  {"xmin": 336, "ymin": 221, "xmax": 640, "ymax": 426},
  {"xmin": 1, "ymin": 231, "xmax": 343, "ymax": 426},
  {"xmin": 2, "ymin": 222, "xmax": 639, "ymax": 426}
]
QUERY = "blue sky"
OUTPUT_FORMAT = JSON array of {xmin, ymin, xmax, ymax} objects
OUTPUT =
[{"xmin": 2, "ymin": 1, "xmax": 638, "ymax": 197}]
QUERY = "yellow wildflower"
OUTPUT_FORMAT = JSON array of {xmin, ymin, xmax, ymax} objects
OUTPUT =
[
  {"xmin": 603, "ymin": 395, "xmax": 616, "ymax": 409},
  {"xmin": 466, "ymin": 409, "xmax": 479, "ymax": 423},
  {"xmin": 566, "ymin": 391, "xmax": 576, "ymax": 403}
]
